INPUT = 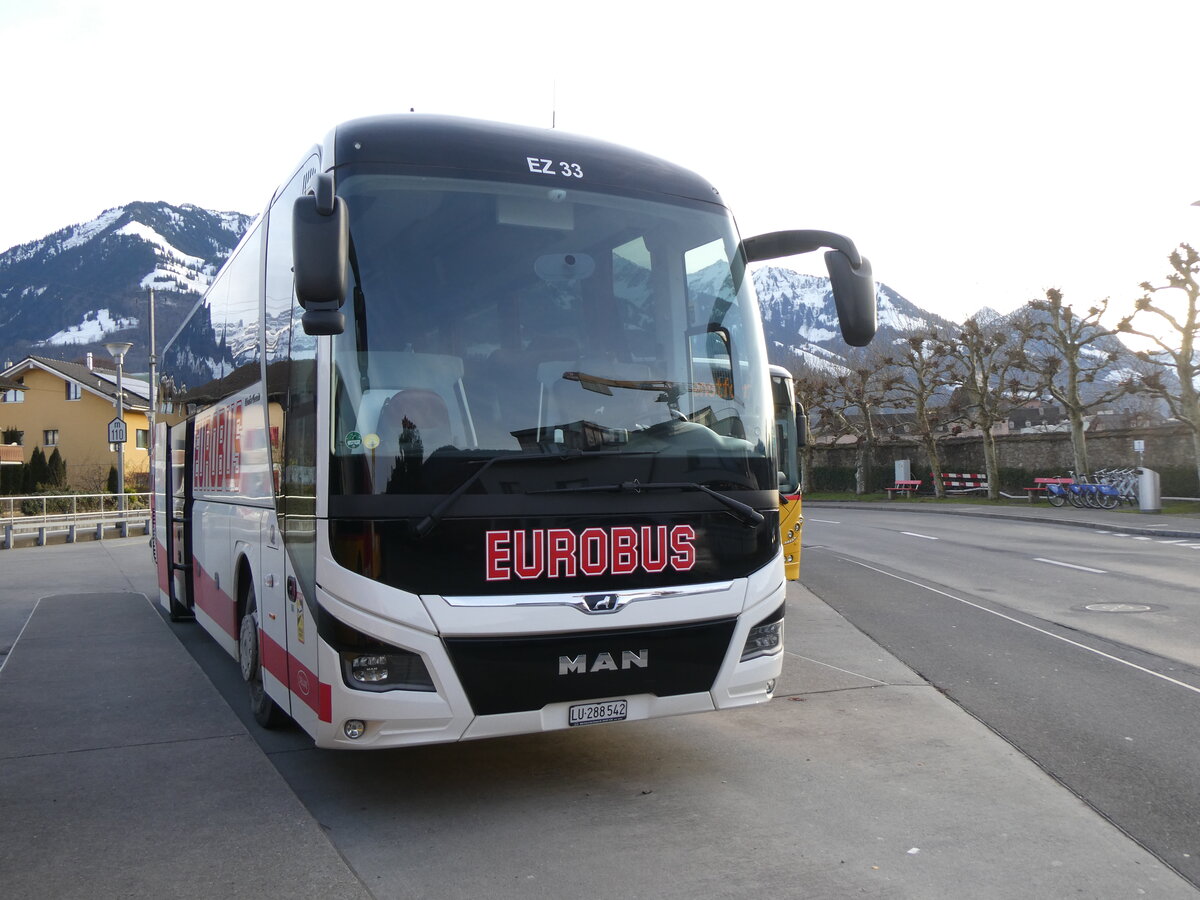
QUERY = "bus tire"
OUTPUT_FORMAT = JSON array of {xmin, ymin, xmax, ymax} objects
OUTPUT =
[{"xmin": 238, "ymin": 581, "xmax": 289, "ymax": 729}]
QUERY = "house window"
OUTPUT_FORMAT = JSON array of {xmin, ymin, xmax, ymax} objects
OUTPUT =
[
  {"xmin": 136, "ymin": 429, "xmax": 149, "ymax": 449},
  {"xmin": 44, "ymin": 429, "xmax": 59, "ymax": 446},
  {"xmin": 66, "ymin": 381, "xmax": 82, "ymax": 400},
  {"xmin": 2, "ymin": 379, "xmax": 24, "ymax": 402}
]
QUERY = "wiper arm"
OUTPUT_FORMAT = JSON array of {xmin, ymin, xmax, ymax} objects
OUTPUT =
[
  {"xmin": 412, "ymin": 449, "xmax": 655, "ymax": 538},
  {"xmin": 530, "ymin": 478, "xmax": 766, "ymax": 528}
]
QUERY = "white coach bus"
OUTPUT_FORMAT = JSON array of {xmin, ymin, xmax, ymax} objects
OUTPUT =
[{"xmin": 153, "ymin": 115, "xmax": 875, "ymax": 749}]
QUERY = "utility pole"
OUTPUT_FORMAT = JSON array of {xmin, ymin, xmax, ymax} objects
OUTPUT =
[
  {"xmin": 105, "ymin": 341, "xmax": 133, "ymax": 512},
  {"xmin": 147, "ymin": 288, "xmax": 157, "ymax": 433}
]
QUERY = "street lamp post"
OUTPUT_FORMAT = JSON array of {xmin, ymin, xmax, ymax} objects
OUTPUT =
[{"xmin": 105, "ymin": 341, "xmax": 133, "ymax": 512}]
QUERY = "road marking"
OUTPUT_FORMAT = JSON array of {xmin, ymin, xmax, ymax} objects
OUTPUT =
[
  {"xmin": 844, "ymin": 559, "xmax": 1200, "ymax": 698},
  {"xmin": 1034, "ymin": 557, "xmax": 1107, "ymax": 574},
  {"xmin": 807, "ymin": 518, "xmax": 841, "ymax": 524},
  {"xmin": 900, "ymin": 531, "xmax": 939, "ymax": 541},
  {"xmin": 1157, "ymin": 539, "xmax": 1187, "ymax": 544},
  {"xmin": 0, "ymin": 597, "xmax": 42, "ymax": 677}
]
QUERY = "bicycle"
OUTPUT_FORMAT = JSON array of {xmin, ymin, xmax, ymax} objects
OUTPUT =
[{"xmin": 1045, "ymin": 479, "xmax": 1072, "ymax": 508}]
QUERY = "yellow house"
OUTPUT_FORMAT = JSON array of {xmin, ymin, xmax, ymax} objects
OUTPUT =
[{"xmin": 0, "ymin": 354, "xmax": 151, "ymax": 492}]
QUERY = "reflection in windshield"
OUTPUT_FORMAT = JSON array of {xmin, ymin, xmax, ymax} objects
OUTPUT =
[{"xmin": 328, "ymin": 171, "xmax": 775, "ymax": 500}]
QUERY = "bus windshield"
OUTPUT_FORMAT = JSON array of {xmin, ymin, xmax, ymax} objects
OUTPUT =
[{"xmin": 329, "ymin": 169, "xmax": 776, "ymax": 501}]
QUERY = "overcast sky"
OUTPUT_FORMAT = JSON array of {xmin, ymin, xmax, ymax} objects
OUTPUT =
[{"xmin": 2, "ymin": 0, "xmax": 1198, "ymax": 325}]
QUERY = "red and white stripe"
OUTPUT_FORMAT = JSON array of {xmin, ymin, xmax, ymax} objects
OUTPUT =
[{"xmin": 937, "ymin": 472, "xmax": 988, "ymax": 487}]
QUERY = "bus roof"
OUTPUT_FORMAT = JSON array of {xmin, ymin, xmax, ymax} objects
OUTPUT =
[{"xmin": 328, "ymin": 114, "xmax": 726, "ymax": 208}]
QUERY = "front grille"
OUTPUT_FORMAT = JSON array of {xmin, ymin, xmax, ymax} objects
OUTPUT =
[{"xmin": 443, "ymin": 618, "xmax": 737, "ymax": 716}]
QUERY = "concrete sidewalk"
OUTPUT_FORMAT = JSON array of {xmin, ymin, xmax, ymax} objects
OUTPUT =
[
  {"xmin": 0, "ymin": 541, "xmax": 370, "ymax": 900},
  {"xmin": 0, "ymin": 537, "xmax": 1196, "ymax": 898}
]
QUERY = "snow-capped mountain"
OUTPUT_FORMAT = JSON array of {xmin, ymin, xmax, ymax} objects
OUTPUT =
[
  {"xmin": 0, "ymin": 202, "xmax": 252, "ymax": 370},
  {"xmin": 4, "ymin": 205, "xmax": 1144, "ymax": 395},
  {"xmin": 752, "ymin": 266, "xmax": 955, "ymax": 375}
]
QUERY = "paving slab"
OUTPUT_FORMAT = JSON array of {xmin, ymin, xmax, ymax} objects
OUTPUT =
[
  {"xmin": 0, "ymin": 584, "xmax": 369, "ymax": 900},
  {"xmin": 2, "ymin": 537, "xmax": 1197, "ymax": 898}
]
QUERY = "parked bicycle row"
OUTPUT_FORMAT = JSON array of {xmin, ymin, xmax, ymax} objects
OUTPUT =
[{"xmin": 1040, "ymin": 468, "xmax": 1140, "ymax": 510}]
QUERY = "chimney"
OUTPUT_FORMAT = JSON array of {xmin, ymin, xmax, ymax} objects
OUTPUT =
[{"xmin": 86, "ymin": 352, "xmax": 94, "ymax": 370}]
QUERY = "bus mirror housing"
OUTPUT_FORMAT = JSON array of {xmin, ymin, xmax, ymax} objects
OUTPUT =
[
  {"xmin": 824, "ymin": 249, "xmax": 877, "ymax": 347},
  {"xmin": 293, "ymin": 174, "xmax": 349, "ymax": 336},
  {"xmin": 740, "ymin": 229, "xmax": 877, "ymax": 347}
]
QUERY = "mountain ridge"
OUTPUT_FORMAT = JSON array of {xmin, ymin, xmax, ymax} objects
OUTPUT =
[
  {"xmin": 0, "ymin": 202, "xmax": 252, "ymax": 370},
  {"xmin": 0, "ymin": 204, "xmax": 1150, "ymax": 400}
]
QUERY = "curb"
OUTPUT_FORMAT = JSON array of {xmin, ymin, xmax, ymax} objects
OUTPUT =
[{"xmin": 804, "ymin": 500, "xmax": 1200, "ymax": 541}]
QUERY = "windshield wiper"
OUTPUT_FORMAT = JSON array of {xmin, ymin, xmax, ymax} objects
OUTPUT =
[
  {"xmin": 411, "ymin": 449, "xmax": 657, "ymax": 539},
  {"xmin": 530, "ymin": 478, "xmax": 766, "ymax": 528}
]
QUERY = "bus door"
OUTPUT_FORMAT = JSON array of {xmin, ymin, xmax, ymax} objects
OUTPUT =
[
  {"xmin": 165, "ymin": 421, "xmax": 195, "ymax": 620},
  {"xmin": 259, "ymin": 517, "xmax": 294, "ymax": 718}
]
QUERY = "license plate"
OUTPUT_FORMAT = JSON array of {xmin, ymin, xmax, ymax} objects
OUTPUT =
[{"xmin": 568, "ymin": 699, "xmax": 628, "ymax": 727}]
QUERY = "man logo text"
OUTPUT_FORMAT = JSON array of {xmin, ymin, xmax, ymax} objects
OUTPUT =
[{"xmin": 558, "ymin": 650, "xmax": 649, "ymax": 675}]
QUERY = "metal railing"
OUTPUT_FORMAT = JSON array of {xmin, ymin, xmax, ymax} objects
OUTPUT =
[{"xmin": 1, "ymin": 492, "xmax": 152, "ymax": 549}]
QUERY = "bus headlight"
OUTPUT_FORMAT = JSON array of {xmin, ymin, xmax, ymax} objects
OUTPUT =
[
  {"xmin": 741, "ymin": 605, "xmax": 785, "ymax": 661},
  {"xmin": 339, "ymin": 647, "xmax": 436, "ymax": 692}
]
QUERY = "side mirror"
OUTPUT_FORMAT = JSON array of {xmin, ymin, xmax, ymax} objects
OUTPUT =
[
  {"xmin": 740, "ymin": 229, "xmax": 877, "ymax": 346},
  {"xmin": 824, "ymin": 249, "xmax": 876, "ymax": 347},
  {"xmin": 293, "ymin": 174, "xmax": 349, "ymax": 336}
]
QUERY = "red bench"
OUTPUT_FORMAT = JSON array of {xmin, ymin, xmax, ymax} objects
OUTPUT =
[
  {"xmin": 1024, "ymin": 476, "xmax": 1073, "ymax": 500},
  {"xmin": 886, "ymin": 479, "xmax": 922, "ymax": 498}
]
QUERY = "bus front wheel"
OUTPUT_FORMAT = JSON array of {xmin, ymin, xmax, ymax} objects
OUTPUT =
[{"xmin": 238, "ymin": 582, "xmax": 289, "ymax": 729}]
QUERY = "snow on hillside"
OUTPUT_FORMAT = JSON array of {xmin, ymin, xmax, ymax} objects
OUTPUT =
[
  {"xmin": 62, "ymin": 208, "xmax": 125, "ymax": 251},
  {"xmin": 876, "ymin": 290, "xmax": 927, "ymax": 332},
  {"xmin": 39, "ymin": 309, "xmax": 139, "ymax": 345},
  {"xmin": 116, "ymin": 221, "xmax": 215, "ymax": 296}
]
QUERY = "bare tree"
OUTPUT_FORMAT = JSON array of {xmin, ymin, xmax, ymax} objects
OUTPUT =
[
  {"xmin": 1117, "ymin": 243, "xmax": 1200, "ymax": 487},
  {"xmin": 946, "ymin": 315, "xmax": 1038, "ymax": 499},
  {"xmin": 1018, "ymin": 289, "xmax": 1130, "ymax": 476},
  {"xmin": 880, "ymin": 328, "xmax": 959, "ymax": 497},
  {"xmin": 810, "ymin": 351, "xmax": 901, "ymax": 494}
]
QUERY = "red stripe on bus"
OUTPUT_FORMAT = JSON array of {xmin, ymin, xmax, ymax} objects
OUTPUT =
[
  {"xmin": 319, "ymin": 683, "xmax": 332, "ymax": 723},
  {"xmin": 260, "ymin": 628, "xmax": 289, "ymax": 684},
  {"xmin": 156, "ymin": 539, "xmax": 170, "ymax": 595},
  {"xmin": 261, "ymin": 630, "xmax": 332, "ymax": 723},
  {"xmin": 193, "ymin": 560, "xmax": 237, "ymax": 639}
]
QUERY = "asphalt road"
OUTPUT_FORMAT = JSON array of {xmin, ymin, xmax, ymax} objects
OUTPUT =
[{"xmin": 801, "ymin": 506, "xmax": 1200, "ymax": 889}]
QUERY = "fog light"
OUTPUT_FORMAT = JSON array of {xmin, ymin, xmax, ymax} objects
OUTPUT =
[
  {"xmin": 741, "ymin": 606, "xmax": 785, "ymax": 661},
  {"xmin": 344, "ymin": 719, "xmax": 366, "ymax": 740}
]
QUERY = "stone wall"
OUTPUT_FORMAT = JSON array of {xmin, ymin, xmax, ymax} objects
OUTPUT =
[{"xmin": 814, "ymin": 424, "xmax": 1197, "ymax": 479}]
